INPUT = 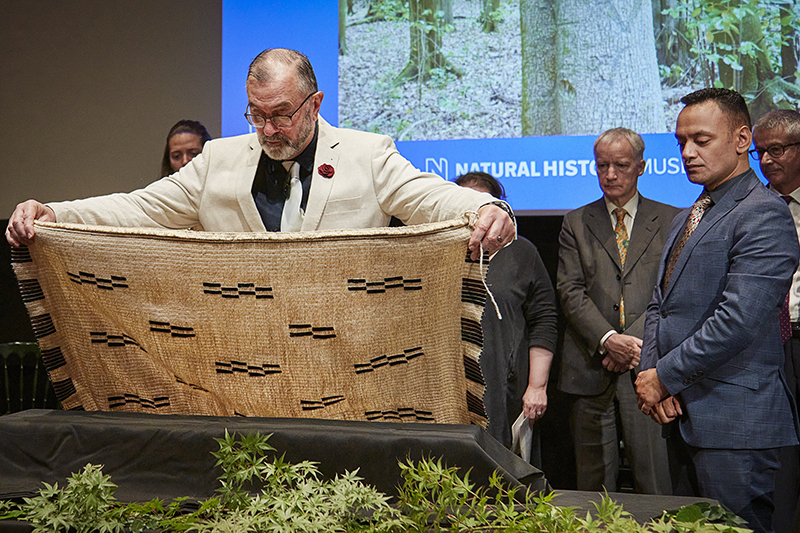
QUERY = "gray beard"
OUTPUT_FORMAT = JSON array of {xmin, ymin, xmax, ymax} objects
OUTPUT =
[
  {"xmin": 258, "ymin": 133, "xmax": 301, "ymax": 160},
  {"xmin": 258, "ymin": 111, "xmax": 315, "ymax": 161}
]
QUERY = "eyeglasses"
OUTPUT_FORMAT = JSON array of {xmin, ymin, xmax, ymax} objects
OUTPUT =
[
  {"xmin": 749, "ymin": 141, "xmax": 800, "ymax": 160},
  {"xmin": 244, "ymin": 92, "xmax": 316, "ymax": 129}
]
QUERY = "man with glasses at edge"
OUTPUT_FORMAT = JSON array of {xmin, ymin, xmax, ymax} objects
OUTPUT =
[
  {"xmin": 6, "ymin": 48, "xmax": 514, "ymax": 259},
  {"xmin": 751, "ymin": 110, "xmax": 800, "ymax": 533}
]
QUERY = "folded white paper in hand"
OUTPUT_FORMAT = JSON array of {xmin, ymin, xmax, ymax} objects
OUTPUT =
[{"xmin": 510, "ymin": 411, "xmax": 532, "ymax": 463}]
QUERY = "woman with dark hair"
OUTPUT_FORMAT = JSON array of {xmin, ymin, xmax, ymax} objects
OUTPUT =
[
  {"xmin": 456, "ymin": 172, "xmax": 557, "ymax": 468},
  {"xmin": 160, "ymin": 120, "xmax": 212, "ymax": 177},
  {"xmin": 455, "ymin": 171, "xmax": 506, "ymax": 199}
]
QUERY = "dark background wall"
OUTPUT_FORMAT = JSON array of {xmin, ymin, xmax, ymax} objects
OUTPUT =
[
  {"xmin": 0, "ymin": 0, "xmax": 223, "ymax": 215},
  {"xmin": 1, "ymin": 0, "xmax": 222, "ymax": 338}
]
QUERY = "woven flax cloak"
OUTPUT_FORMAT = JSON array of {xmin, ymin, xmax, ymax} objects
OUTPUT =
[{"xmin": 12, "ymin": 218, "xmax": 489, "ymax": 427}]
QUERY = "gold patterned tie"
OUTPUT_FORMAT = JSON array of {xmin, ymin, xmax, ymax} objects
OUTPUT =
[
  {"xmin": 613, "ymin": 208, "xmax": 629, "ymax": 330},
  {"xmin": 662, "ymin": 191, "xmax": 713, "ymax": 292}
]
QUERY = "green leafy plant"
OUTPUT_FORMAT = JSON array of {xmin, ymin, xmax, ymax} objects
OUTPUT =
[
  {"xmin": 0, "ymin": 431, "xmax": 752, "ymax": 532},
  {"xmin": 394, "ymin": 457, "xmax": 751, "ymax": 533},
  {"xmin": 664, "ymin": 500, "xmax": 750, "ymax": 529},
  {"xmin": 477, "ymin": 6, "xmax": 505, "ymax": 31},
  {"xmin": 365, "ymin": 0, "xmax": 409, "ymax": 22},
  {"xmin": 661, "ymin": 0, "xmax": 800, "ymax": 110},
  {"xmin": 659, "ymin": 63, "xmax": 686, "ymax": 86},
  {"xmin": 18, "ymin": 465, "xmax": 125, "ymax": 533}
]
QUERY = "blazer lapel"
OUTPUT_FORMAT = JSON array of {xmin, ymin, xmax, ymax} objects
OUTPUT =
[
  {"xmin": 302, "ymin": 117, "xmax": 340, "ymax": 231},
  {"xmin": 236, "ymin": 134, "xmax": 267, "ymax": 232},
  {"xmin": 624, "ymin": 198, "xmax": 659, "ymax": 277},
  {"xmin": 585, "ymin": 200, "xmax": 622, "ymax": 271},
  {"xmin": 658, "ymin": 212, "xmax": 687, "ymax": 300},
  {"xmin": 663, "ymin": 173, "xmax": 758, "ymax": 299}
]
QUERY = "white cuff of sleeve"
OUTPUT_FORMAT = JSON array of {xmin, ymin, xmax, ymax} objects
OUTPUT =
[{"xmin": 598, "ymin": 329, "xmax": 617, "ymax": 354}]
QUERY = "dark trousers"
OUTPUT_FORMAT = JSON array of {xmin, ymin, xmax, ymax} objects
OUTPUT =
[
  {"xmin": 667, "ymin": 428, "xmax": 781, "ymax": 533},
  {"xmin": 774, "ymin": 336, "xmax": 800, "ymax": 533},
  {"xmin": 571, "ymin": 375, "xmax": 670, "ymax": 494}
]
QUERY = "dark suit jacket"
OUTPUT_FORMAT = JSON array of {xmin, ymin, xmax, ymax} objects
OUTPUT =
[
  {"xmin": 641, "ymin": 170, "xmax": 800, "ymax": 449},
  {"xmin": 557, "ymin": 195, "xmax": 680, "ymax": 395}
]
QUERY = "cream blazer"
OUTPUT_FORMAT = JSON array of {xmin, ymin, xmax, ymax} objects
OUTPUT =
[{"xmin": 50, "ymin": 118, "xmax": 494, "ymax": 232}]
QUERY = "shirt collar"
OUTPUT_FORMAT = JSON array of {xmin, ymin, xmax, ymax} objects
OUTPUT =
[
  {"xmin": 604, "ymin": 191, "xmax": 639, "ymax": 221},
  {"xmin": 768, "ymin": 183, "xmax": 800, "ymax": 203},
  {"xmin": 706, "ymin": 169, "xmax": 748, "ymax": 205},
  {"xmin": 292, "ymin": 122, "xmax": 319, "ymax": 174}
]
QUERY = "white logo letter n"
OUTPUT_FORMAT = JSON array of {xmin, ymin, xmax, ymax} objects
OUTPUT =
[{"xmin": 425, "ymin": 158, "xmax": 448, "ymax": 180}]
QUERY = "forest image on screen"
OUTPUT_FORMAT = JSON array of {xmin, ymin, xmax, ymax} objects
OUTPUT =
[
  {"xmin": 338, "ymin": 0, "xmax": 799, "ymax": 141},
  {"xmin": 224, "ymin": 0, "xmax": 799, "ymax": 211}
]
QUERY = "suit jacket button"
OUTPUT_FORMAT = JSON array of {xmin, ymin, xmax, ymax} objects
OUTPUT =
[
  {"xmin": 613, "ymin": 304, "xmax": 620, "ymax": 311},
  {"xmin": 661, "ymin": 310, "xmax": 668, "ymax": 318},
  {"xmin": 616, "ymin": 274, "xmax": 621, "ymax": 281}
]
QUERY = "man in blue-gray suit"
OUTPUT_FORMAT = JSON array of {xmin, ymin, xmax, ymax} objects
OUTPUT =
[{"xmin": 636, "ymin": 88, "xmax": 800, "ymax": 533}]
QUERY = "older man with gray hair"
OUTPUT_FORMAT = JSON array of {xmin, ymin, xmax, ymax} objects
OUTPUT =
[
  {"xmin": 557, "ymin": 127, "xmax": 678, "ymax": 493},
  {"xmin": 752, "ymin": 109, "xmax": 800, "ymax": 533}
]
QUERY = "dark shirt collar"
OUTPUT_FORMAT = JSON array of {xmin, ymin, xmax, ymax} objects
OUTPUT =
[
  {"xmin": 706, "ymin": 168, "xmax": 750, "ymax": 206},
  {"xmin": 284, "ymin": 122, "xmax": 318, "ymax": 172},
  {"xmin": 250, "ymin": 122, "xmax": 319, "ymax": 232}
]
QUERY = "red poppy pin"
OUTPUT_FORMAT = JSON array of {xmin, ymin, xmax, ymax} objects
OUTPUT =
[{"xmin": 318, "ymin": 163, "xmax": 335, "ymax": 178}]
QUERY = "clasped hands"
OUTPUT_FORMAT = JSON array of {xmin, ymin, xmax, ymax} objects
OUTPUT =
[
  {"xmin": 601, "ymin": 333, "xmax": 641, "ymax": 373},
  {"xmin": 603, "ymin": 334, "xmax": 682, "ymax": 424},
  {"xmin": 635, "ymin": 368, "xmax": 682, "ymax": 424}
]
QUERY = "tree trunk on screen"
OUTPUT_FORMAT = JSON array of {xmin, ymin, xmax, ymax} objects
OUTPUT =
[
  {"xmin": 394, "ymin": 0, "xmax": 460, "ymax": 85},
  {"xmin": 740, "ymin": 11, "xmax": 768, "ymax": 95},
  {"xmin": 339, "ymin": 0, "xmax": 347, "ymax": 56},
  {"xmin": 780, "ymin": 2, "xmax": 798, "ymax": 80},
  {"xmin": 443, "ymin": 0, "xmax": 454, "ymax": 25},
  {"xmin": 520, "ymin": 0, "xmax": 667, "ymax": 135},
  {"xmin": 481, "ymin": 0, "xmax": 501, "ymax": 32},
  {"xmin": 520, "ymin": 0, "xmax": 559, "ymax": 135},
  {"xmin": 714, "ymin": 1, "xmax": 766, "ymax": 94}
]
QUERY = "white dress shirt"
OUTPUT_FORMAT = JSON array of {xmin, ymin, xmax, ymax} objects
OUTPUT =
[{"xmin": 770, "ymin": 185, "xmax": 800, "ymax": 321}]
